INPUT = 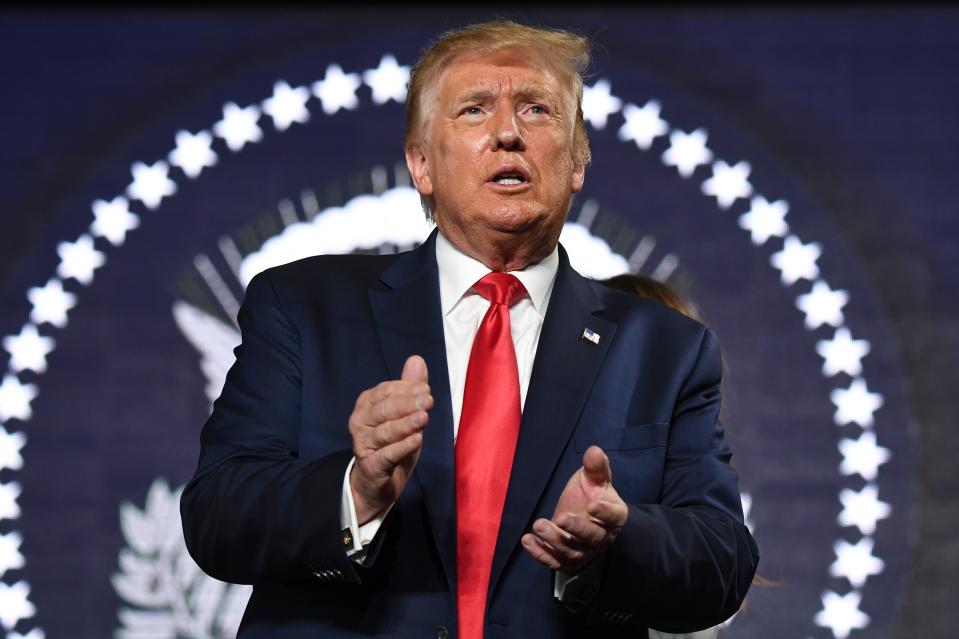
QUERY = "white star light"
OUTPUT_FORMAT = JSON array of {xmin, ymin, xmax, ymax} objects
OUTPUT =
[
  {"xmin": 26, "ymin": 279, "xmax": 76, "ymax": 328},
  {"xmin": 0, "ymin": 375, "xmax": 38, "ymax": 423},
  {"xmin": 581, "ymin": 78, "xmax": 622, "ymax": 130},
  {"xmin": 771, "ymin": 235, "xmax": 822, "ymax": 286},
  {"xmin": 738, "ymin": 196, "xmax": 789, "ymax": 245},
  {"xmin": 3, "ymin": 325, "xmax": 55, "ymax": 374},
  {"xmin": 814, "ymin": 590, "xmax": 869, "ymax": 639},
  {"xmin": 831, "ymin": 537, "xmax": 884, "ymax": 588},
  {"xmin": 262, "ymin": 81, "xmax": 311, "ymax": 131},
  {"xmin": 126, "ymin": 161, "xmax": 176, "ymax": 210},
  {"xmin": 167, "ymin": 129, "xmax": 218, "ymax": 178},
  {"xmin": 741, "ymin": 492, "xmax": 754, "ymax": 534},
  {"xmin": 617, "ymin": 100, "xmax": 668, "ymax": 150},
  {"xmin": 91, "ymin": 197, "xmax": 140, "ymax": 246},
  {"xmin": 839, "ymin": 484, "xmax": 891, "ymax": 535},
  {"xmin": 9, "ymin": 629, "xmax": 44, "ymax": 639},
  {"xmin": 662, "ymin": 128, "xmax": 713, "ymax": 178},
  {"xmin": 55, "ymin": 235, "xmax": 105, "ymax": 286},
  {"xmin": 701, "ymin": 160, "xmax": 753, "ymax": 209},
  {"xmin": 363, "ymin": 54, "xmax": 410, "ymax": 104},
  {"xmin": 312, "ymin": 64, "xmax": 361, "ymax": 115},
  {"xmin": 0, "ymin": 580, "xmax": 35, "ymax": 630},
  {"xmin": 839, "ymin": 431, "xmax": 890, "ymax": 481},
  {"xmin": 0, "ymin": 427, "xmax": 26, "ymax": 472},
  {"xmin": 796, "ymin": 281, "xmax": 849, "ymax": 330},
  {"xmin": 831, "ymin": 378, "xmax": 884, "ymax": 428},
  {"xmin": 213, "ymin": 102, "xmax": 263, "ymax": 152},
  {"xmin": 817, "ymin": 328, "xmax": 871, "ymax": 377},
  {"xmin": 0, "ymin": 482, "xmax": 22, "ymax": 521},
  {"xmin": 0, "ymin": 531, "xmax": 25, "ymax": 577}
]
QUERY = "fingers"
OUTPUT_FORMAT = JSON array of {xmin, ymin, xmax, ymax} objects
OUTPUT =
[
  {"xmin": 523, "ymin": 516, "xmax": 608, "ymax": 572},
  {"xmin": 582, "ymin": 446, "xmax": 611, "ymax": 486},
  {"xmin": 353, "ymin": 383, "xmax": 433, "ymax": 428},
  {"xmin": 363, "ymin": 408, "xmax": 428, "ymax": 454},
  {"xmin": 375, "ymin": 430, "xmax": 424, "ymax": 469},
  {"xmin": 586, "ymin": 498, "xmax": 629, "ymax": 530},
  {"xmin": 521, "ymin": 533, "xmax": 562, "ymax": 570},
  {"xmin": 554, "ymin": 512, "xmax": 607, "ymax": 546}
]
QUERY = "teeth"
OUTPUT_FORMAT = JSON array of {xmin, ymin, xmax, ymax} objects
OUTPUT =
[{"xmin": 494, "ymin": 175, "xmax": 523, "ymax": 185}]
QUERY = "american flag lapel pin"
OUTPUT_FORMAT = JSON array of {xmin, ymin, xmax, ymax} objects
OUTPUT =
[{"xmin": 581, "ymin": 327, "xmax": 601, "ymax": 345}]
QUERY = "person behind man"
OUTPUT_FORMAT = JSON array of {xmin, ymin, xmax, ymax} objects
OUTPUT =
[{"xmin": 180, "ymin": 20, "xmax": 758, "ymax": 638}]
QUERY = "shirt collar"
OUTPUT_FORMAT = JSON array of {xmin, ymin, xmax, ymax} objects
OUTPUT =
[{"xmin": 435, "ymin": 230, "xmax": 558, "ymax": 318}]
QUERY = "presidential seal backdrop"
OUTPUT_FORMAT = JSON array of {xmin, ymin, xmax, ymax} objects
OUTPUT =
[{"xmin": 1, "ymin": 10, "xmax": 957, "ymax": 639}]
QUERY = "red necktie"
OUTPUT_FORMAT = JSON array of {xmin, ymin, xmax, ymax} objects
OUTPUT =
[{"xmin": 456, "ymin": 272, "xmax": 527, "ymax": 639}]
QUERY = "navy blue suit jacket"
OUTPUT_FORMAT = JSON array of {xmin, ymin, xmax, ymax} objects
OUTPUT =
[{"xmin": 180, "ymin": 230, "xmax": 758, "ymax": 638}]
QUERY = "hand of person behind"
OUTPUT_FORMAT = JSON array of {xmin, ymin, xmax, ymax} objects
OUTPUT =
[{"xmin": 348, "ymin": 355, "xmax": 432, "ymax": 524}]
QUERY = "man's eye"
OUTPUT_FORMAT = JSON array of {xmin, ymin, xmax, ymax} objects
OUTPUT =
[
  {"xmin": 462, "ymin": 106, "xmax": 482, "ymax": 116},
  {"xmin": 529, "ymin": 105, "xmax": 547, "ymax": 115}
]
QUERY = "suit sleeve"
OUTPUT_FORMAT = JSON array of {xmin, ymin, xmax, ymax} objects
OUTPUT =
[
  {"xmin": 179, "ymin": 269, "xmax": 363, "ymax": 586},
  {"xmin": 586, "ymin": 327, "xmax": 759, "ymax": 632}
]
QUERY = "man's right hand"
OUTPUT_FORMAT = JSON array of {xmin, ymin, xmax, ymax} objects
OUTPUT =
[{"xmin": 349, "ymin": 355, "xmax": 432, "ymax": 525}]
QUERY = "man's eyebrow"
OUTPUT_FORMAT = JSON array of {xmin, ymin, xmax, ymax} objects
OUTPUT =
[
  {"xmin": 451, "ymin": 87, "xmax": 495, "ymax": 106},
  {"xmin": 450, "ymin": 85, "xmax": 558, "ymax": 107},
  {"xmin": 516, "ymin": 85, "xmax": 553, "ymax": 103}
]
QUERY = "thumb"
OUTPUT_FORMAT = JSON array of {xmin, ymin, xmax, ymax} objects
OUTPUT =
[
  {"xmin": 401, "ymin": 354, "xmax": 429, "ymax": 385},
  {"xmin": 582, "ymin": 446, "xmax": 611, "ymax": 486}
]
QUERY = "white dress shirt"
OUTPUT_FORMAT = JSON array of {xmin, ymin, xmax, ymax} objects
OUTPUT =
[{"xmin": 339, "ymin": 231, "xmax": 596, "ymax": 606}]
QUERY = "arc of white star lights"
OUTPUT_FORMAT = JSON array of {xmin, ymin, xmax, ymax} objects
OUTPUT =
[
  {"xmin": 4, "ymin": 53, "xmax": 894, "ymax": 639},
  {"xmin": 312, "ymin": 64, "xmax": 361, "ymax": 115},
  {"xmin": 3, "ymin": 325, "xmax": 54, "ymax": 375},
  {"xmin": 617, "ymin": 100, "xmax": 669, "ymax": 150},
  {"xmin": 56, "ymin": 235, "xmax": 105, "ymax": 286},
  {"xmin": 168, "ymin": 130, "xmax": 218, "ymax": 179},
  {"xmin": 662, "ymin": 128, "xmax": 714, "ymax": 178},
  {"xmin": 91, "ymin": 197, "xmax": 140, "ymax": 246},
  {"xmin": 738, "ymin": 196, "xmax": 789, "ymax": 246},
  {"xmin": 581, "ymin": 78, "xmax": 622, "ymax": 130},
  {"xmin": 126, "ymin": 161, "xmax": 176, "ymax": 210},
  {"xmin": 262, "ymin": 81, "xmax": 311, "ymax": 132},
  {"xmin": 701, "ymin": 160, "xmax": 753, "ymax": 209},
  {"xmin": 0, "ymin": 428, "xmax": 25, "ymax": 473},
  {"xmin": 363, "ymin": 55, "xmax": 410, "ymax": 105}
]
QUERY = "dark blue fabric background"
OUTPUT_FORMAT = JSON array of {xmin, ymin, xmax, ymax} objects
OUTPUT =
[{"xmin": 0, "ymin": 9, "xmax": 956, "ymax": 639}]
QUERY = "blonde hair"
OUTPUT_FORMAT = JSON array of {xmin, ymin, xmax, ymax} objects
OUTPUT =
[{"xmin": 405, "ymin": 21, "xmax": 593, "ymax": 217}]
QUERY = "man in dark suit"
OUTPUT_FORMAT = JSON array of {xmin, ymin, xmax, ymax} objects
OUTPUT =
[{"xmin": 180, "ymin": 20, "xmax": 758, "ymax": 639}]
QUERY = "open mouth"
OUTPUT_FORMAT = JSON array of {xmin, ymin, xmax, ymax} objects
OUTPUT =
[{"xmin": 489, "ymin": 167, "xmax": 530, "ymax": 186}]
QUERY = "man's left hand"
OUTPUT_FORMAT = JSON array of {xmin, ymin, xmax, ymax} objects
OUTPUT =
[{"xmin": 521, "ymin": 445, "xmax": 628, "ymax": 573}]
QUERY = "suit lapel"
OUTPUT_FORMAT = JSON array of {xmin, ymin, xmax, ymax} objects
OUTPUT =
[
  {"xmin": 488, "ymin": 247, "xmax": 617, "ymax": 597},
  {"xmin": 367, "ymin": 229, "xmax": 458, "ymax": 598}
]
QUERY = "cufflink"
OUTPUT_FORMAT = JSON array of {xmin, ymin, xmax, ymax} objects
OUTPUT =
[{"xmin": 341, "ymin": 527, "xmax": 354, "ymax": 548}]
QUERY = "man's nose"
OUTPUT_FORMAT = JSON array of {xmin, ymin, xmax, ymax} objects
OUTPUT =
[{"xmin": 490, "ymin": 111, "xmax": 525, "ymax": 151}]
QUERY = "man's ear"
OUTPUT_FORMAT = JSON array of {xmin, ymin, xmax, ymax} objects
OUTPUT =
[
  {"xmin": 405, "ymin": 142, "xmax": 433, "ymax": 196},
  {"xmin": 571, "ymin": 155, "xmax": 586, "ymax": 194}
]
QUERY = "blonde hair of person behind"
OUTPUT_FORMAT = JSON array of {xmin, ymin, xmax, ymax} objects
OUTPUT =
[{"xmin": 405, "ymin": 20, "xmax": 593, "ymax": 218}]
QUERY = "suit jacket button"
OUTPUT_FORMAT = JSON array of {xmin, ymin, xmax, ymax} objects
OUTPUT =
[{"xmin": 436, "ymin": 626, "xmax": 449, "ymax": 639}]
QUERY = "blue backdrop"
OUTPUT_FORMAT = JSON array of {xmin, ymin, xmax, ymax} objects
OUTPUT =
[{"xmin": 0, "ymin": 9, "xmax": 957, "ymax": 639}]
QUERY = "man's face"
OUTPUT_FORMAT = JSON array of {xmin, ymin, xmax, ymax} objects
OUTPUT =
[{"xmin": 406, "ymin": 48, "xmax": 585, "ymax": 267}]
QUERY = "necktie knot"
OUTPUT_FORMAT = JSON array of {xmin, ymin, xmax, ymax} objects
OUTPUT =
[{"xmin": 473, "ymin": 272, "xmax": 527, "ymax": 307}]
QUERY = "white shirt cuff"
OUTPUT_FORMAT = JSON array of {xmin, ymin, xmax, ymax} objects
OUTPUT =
[
  {"xmin": 553, "ymin": 552, "xmax": 606, "ymax": 611},
  {"xmin": 340, "ymin": 457, "xmax": 391, "ymax": 561}
]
